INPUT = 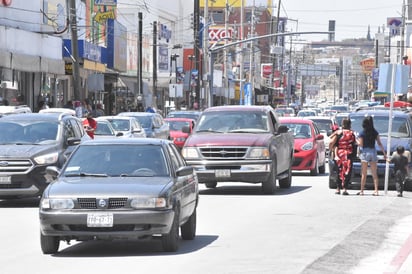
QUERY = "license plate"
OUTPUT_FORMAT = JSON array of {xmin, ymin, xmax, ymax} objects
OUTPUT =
[
  {"xmin": 87, "ymin": 213, "xmax": 113, "ymax": 227},
  {"xmin": 215, "ymin": 169, "xmax": 231, "ymax": 178},
  {"xmin": 0, "ymin": 176, "xmax": 11, "ymax": 184}
]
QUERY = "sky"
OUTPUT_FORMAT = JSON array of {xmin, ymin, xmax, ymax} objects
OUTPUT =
[{"xmin": 252, "ymin": 0, "xmax": 405, "ymax": 42}]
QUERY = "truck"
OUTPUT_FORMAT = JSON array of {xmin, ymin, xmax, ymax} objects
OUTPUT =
[{"xmin": 181, "ymin": 105, "xmax": 295, "ymax": 194}]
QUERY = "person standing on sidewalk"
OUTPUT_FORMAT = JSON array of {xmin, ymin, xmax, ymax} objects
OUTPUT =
[
  {"xmin": 388, "ymin": 145, "xmax": 409, "ymax": 197},
  {"xmin": 329, "ymin": 118, "xmax": 356, "ymax": 195},
  {"xmin": 357, "ymin": 116, "xmax": 387, "ymax": 196}
]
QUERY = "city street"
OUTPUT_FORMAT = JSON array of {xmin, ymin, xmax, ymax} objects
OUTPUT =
[{"xmin": 1, "ymin": 167, "xmax": 412, "ymax": 274}]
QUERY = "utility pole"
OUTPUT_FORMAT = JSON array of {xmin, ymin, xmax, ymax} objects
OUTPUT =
[
  {"xmin": 153, "ymin": 21, "xmax": 158, "ymax": 108},
  {"xmin": 239, "ymin": 0, "xmax": 244, "ymax": 103},
  {"xmin": 203, "ymin": 0, "xmax": 210, "ymax": 107},
  {"xmin": 249, "ymin": 0, "xmax": 256, "ymax": 104},
  {"xmin": 138, "ymin": 12, "xmax": 143, "ymax": 101},
  {"xmin": 68, "ymin": 0, "xmax": 81, "ymax": 101},
  {"xmin": 193, "ymin": 0, "xmax": 201, "ymax": 109},
  {"xmin": 224, "ymin": 0, "xmax": 229, "ymax": 104}
]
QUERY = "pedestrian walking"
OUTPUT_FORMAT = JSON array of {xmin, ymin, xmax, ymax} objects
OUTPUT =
[
  {"xmin": 357, "ymin": 116, "xmax": 387, "ymax": 196},
  {"xmin": 388, "ymin": 145, "xmax": 409, "ymax": 197},
  {"xmin": 329, "ymin": 118, "xmax": 356, "ymax": 195}
]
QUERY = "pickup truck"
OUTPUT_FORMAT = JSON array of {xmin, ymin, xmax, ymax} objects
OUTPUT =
[{"xmin": 181, "ymin": 105, "xmax": 294, "ymax": 194}]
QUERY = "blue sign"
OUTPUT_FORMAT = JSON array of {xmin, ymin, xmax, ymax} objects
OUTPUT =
[{"xmin": 94, "ymin": 0, "xmax": 117, "ymax": 5}]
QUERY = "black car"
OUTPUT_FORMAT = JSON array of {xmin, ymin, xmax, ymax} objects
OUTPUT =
[
  {"xmin": 39, "ymin": 138, "xmax": 199, "ymax": 254},
  {"xmin": 329, "ymin": 109, "xmax": 412, "ymax": 190},
  {"xmin": 0, "ymin": 113, "xmax": 91, "ymax": 199}
]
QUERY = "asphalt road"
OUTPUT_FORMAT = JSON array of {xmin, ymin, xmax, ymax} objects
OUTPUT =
[{"xmin": 0, "ymin": 167, "xmax": 411, "ymax": 274}]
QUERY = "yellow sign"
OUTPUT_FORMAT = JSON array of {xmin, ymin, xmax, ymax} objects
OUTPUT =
[
  {"xmin": 200, "ymin": 0, "xmax": 272, "ymax": 8},
  {"xmin": 94, "ymin": 10, "xmax": 115, "ymax": 24}
]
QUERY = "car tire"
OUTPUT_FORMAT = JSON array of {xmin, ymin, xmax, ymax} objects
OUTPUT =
[
  {"xmin": 162, "ymin": 209, "xmax": 180, "ymax": 252},
  {"xmin": 319, "ymin": 155, "xmax": 326, "ymax": 174},
  {"xmin": 181, "ymin": 209, "xmax": 196, "ymax": 240},
  {"xmin": 205, "ymin": 182, "xmax": 217, "ymax": 189},
  {"xmin": 279, "ymin": 160, "xmax": 292, "ymax": 189},
  {"xmin": 262, "ymin": 160, "xmax": 277, "ymax": 194},
  {"xmin": 40, "ymin": 232, "xmax": 59, "ymax": 254},
  {"xmin": 310, "ymin": 157, "xmax": 319, "ymax": 176},
  {"xmin": 329, "ymin": 176, "xmax": 337, "ymax": 189}
]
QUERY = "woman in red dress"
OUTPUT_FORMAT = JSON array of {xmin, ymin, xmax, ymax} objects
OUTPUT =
[{"xmin": 330, "ymin": 118, "xmax": 356, "ymax": 195}]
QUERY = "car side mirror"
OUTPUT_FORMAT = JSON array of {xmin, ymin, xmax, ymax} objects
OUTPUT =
[
  {"xmin": 116, "ymin": 132, "xmax": 124, "ymax": 137},
  {"xmin": 176, "ymin": 166, "xmax": 194, "ymax": 177},
  {"xmin": 316, "ymin": 134, "xmax": 324, "ymax": 140}
]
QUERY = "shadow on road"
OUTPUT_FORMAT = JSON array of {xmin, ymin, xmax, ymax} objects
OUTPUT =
[
  {"xmin": 53, "ymin": 235, "xmax": 219, "ymax": 257},
  {"xmin": 199, "ymin": 184, "xmax": 310, "ymax": 196},
  {"xmin": 0, "ymin": 197, "xmax": 40, "ymax": 208}
]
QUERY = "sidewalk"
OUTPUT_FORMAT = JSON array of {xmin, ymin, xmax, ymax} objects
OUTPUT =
[{"xmin": 385, "ymin": 233, "xmax": 412, "ymax": 273}]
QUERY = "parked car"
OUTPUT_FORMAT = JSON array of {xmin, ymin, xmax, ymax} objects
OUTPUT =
[
  {"xmin": 280, "ymin": 117, "xmax": 326, "ymax": 175},
  {"xmin": 39, "ymin": 138, "xmax": 199, "ymax": 254},
  {"xmin": 334, "ymin": 112, "xmax": 350, "ymax": 127},
  {"xmin": 166, "ymin": 110, "xmax": 202, "ymax": 121},
  {"xmin": 274, "ymin": 107, "xmax": 295, "ymax": 117},
  {"xmin": 97, "ymin": 116, "xmax": 146, "ymax": 138},
  {"xmin": 94, "ymin": 119, "xmax": 123, "ymax": 139},
  {"xmin": 329, "ymin": 109, "xmax": 412, "ymax": 190},
  {"xmin": 296, "ymin": 109, "xmax": 317, "ymax": 117},
  {"xmin": 165, "ymin": 117, "xmax": 196, "ymax": 149},
  {"xmin": 0, "ymin": 113, "xmax": 91, "ymax": 199},
  {"xmin": 181, "ymin": 105, "xmax": 294, "ymax": 194},
  {"xmin": 0, "ymin": 105, "xmax": 32, "ymax": 117},
  {"xmin": 305, "ymin": 116, "xmax": 338, "ymax": 157},
  {"xmin": 118, "ymin": 112, "xmax": 170, "ymax": 139}
]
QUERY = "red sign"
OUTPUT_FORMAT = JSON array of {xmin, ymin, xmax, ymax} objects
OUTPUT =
[{"xmin": 209, "ymin": 28, "xmax": 233, "ymax": 41}]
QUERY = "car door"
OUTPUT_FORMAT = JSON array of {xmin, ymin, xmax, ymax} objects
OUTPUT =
[
  {"xmin": 166, "ymin": 143, "xmax": 197, "ymax": 219},
  {"xmin": 269, "ymin": 111, "xmax": 291, "ymax": 174},
  {"xmin": 313, "ymin": 123, "xmax": 326, "ymax": 164}
]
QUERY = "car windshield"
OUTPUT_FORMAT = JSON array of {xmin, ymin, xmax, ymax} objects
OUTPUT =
[
  {"xmin": 196, "ymin": 111, "xmax": 269, "ymax": 133},
  {"xmin": 282, "ymin": 123, "xmax": 312, "ymax": 139},
  {"xmin": 310, "ymin": 119, "xmax": 333, "ymax": 132},
  {"xmin": 0, "ymin": 121, "xmax": 58, "ymax": 144},
  {"xmin": 63, "ymin": 144, "xmax": 169, "ymax": 177},
  {"xmin": 350, "ymin": 115, "xmax": 410, "ymax": 138},
  {"xmin": 132, "ymin": 116, "xmax": 152, "ymax": 128},
  {"xmin": 167, "ymin": 121, "xmax": 190, "ymax": 131},
  {"xmin": 95, "ymin": 122, "xmax": 115, "ymax": 136},
  {"xmin": 107, "ymin": 119, "xmax": 130, "ymax": 131}
]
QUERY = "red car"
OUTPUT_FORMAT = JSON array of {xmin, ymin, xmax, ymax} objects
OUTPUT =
[
  {"xmin": 280, "ymin": 117, "xmax": 326, "ymax": 175},
  {"xmin": 165, "ymin": 117, "xmax": 196, "ymax": 149}
]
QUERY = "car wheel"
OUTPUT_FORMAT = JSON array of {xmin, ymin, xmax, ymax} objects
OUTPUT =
[
  {"xmin": 162, "ymin": 209, "xmax": 180, "ymax": 252},
  {"xmin": 40, "ymin": 232, "xmax": 59, "ymax": 254},
  {"xmin": 181, "ymin": 209, "xmax": 196, "ymax": 240},
  {"xmin": 262, "ymin": 160, "xmax": 277, "ymax": 194},
  {"xmin": 319, "ymin": 154, "xmax": 326, "ymax": 174},
  {"xmin": 279, "ymin": 160, "xmax": 292, "ymax": 189},
  {"xmin": 329, "ymin": 176, "xmax": 337, "ymax": 189},
  {"xmin": 205, "ymin": 182, "xmax": 217, "ymax": 189},
  {"xmin": 310, "ymin": 157, "xmax": 319, "ymax": 176}
]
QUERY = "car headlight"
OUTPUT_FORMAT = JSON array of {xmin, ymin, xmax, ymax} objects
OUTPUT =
[
  {"xmin": 34, "ymin": 152, "xmax": 59, "ymax": 165},
  {"xmin": 181, "ymin": 147, "xmax": 200, "ymax": 158},
  {"xmin": 247, "ymin": 147, "xmax": 270, "ymax": 159},
  {"xmin": 301, "ymin": 142, "xmax": 314, "ymax": 151},
  {"xmin": 130, "ymin": 197, "xmax": 166, "ymax": 209},
  {"xmin": 41, "ymin": 198, "xmax": 74, "ymax": 210}
]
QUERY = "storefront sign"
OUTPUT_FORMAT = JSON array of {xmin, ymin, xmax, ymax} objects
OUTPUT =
[
  {"xmin": 209, "ymin": 28, "xmax": 232, "ymax": 41},
  {"xmin": 94, "ymin": 0, "xmax": 116, "ymax": 6}
]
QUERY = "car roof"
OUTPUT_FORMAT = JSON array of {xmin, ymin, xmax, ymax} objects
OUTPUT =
[
  {"xmin": 97, "ymin": 116, "xmax": 134, "ymax": 120},
  {"xmin": 350, "ymin": 109, "xmax": 410, "ymax": 117},
  {"xmin": 118, "ymin": 112, "xmax": 156, "ymax": 117},
  {"xmin": 165, "ymin": 117, "xmax": 196, "ymax": 122},
  {"xmin": 0, "ymin": 112, "xmax": 72, "ymax": 122},
  {"xmin": 203, "ymin": 105, "xmax": 273, "ymax": 113},
  {"xmin": 305, "ymin": 116, "xmax": 335, "ymax": 121},
  {"xmin": 279, "ymin": 117, "xmax": 314, "ymax": 124},
  {"xmin": 81, "ymin": 137, "xmax": 171, "ymax": 146}
]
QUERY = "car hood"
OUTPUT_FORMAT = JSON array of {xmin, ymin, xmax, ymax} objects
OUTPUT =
[
  {"xmin": 45, "ymin": 177, "xmax": 172, "ymax": 197},
  {"xmin": 185, "ymin": 132, "xmax": 271, "ymax": 147},
  {"xmin": 0, "ymin": 143, "xmax": 58, "ymax": 157}
]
